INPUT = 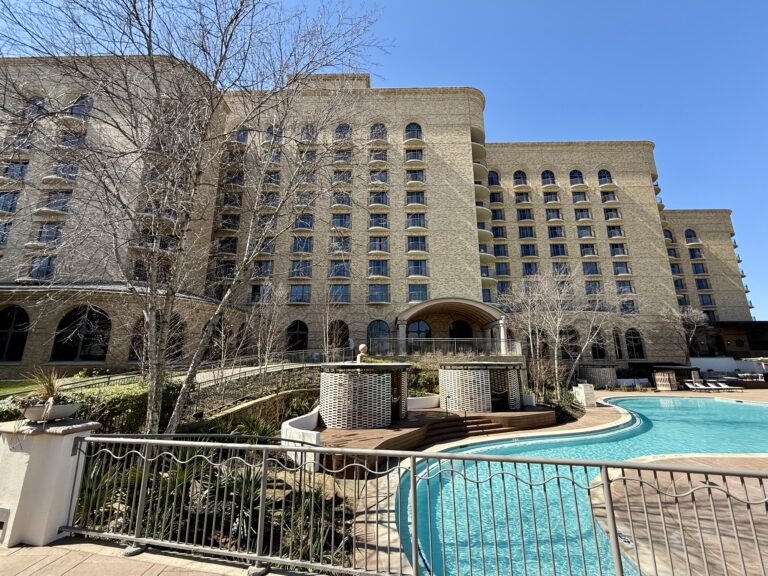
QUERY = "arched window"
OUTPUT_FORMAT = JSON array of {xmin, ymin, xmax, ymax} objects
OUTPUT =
[
  {"xmin": 625, "ymin": 329, "xmax": 645, "ymax": 360},
  {"xmin": 51, "ymin": 306, "xmax": 111, "ymax": 362},
  {"xmin": 404, "ymin": 122, "xmax": 422, "ymax": 140},
  {"xmin": 370, "ymin": 123, "xmax": 387, "ymax": 141},
  {"xmin": 541, "ymin": 170, "xmax": 556, "ymax": 186},
  {"xmin": 685, "ymin": 229, "xmax": 698, "ymax": 242},
  {"xmin": 335, "ymin": 123, "xmax": 352, "ymax": 142},
  {"xmin": 598, "ymin": 169, "xmax": 613, "ymax": 185},
  {"xmin": 0, "ymin": 305, "xmax": 29, "ymax": 362},
  {"xmin": 129, "ymin": 313, "xmax": 186, "ymax": 363},
  {"xmin": 286, "ymin": 320, "xmax": 308, "ymax": 351},
  {"xmin": 663, "ymin": 229, "xmax": 675, "ymax": 242},
  {"xmin": 488, "ymin": 171, "xmax": 500, "ymax": 186},
  {"xmin": 559, "ymin": 328, "xmax": 579, "ymax": 360},
  {"xmin": 300, "ymin": 124, "xmax": 316, "ymax": 142},
  {"xmin": 613, "ymin": 329, "xmax": 624, "ymax": 360},
  {"xmin": 265, "ymin": 125, "xmax": 282, "ymax": 143},
  {"xmin": 513, "ymin": 170, "xmax": 528, "ymax": 186},
  {"xmin": 407, "ymin": 320, "xmax": 431, "ymax": 339},
  {"xmin": 327, "ymin": 320, "xmax": 349, "ymax": 349},
  {"xmin": 69, "ymin": 95, "xmax": 93, "ymax": 119},
  {"xmin": 367, "ymin": 320, "xmax": 390, "ymax": 354},
  {"xmin": 569, "ymin": 170, "xmax": 584, "ymax": 185},
  {"xmin": 591, "ymin": 329, "xmax": 607, "ymax": 360}
]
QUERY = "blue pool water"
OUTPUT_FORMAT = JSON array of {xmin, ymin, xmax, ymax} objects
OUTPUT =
[{"xmin": 399, "ymin": 397, "xmax": 768, "ymax": 575}]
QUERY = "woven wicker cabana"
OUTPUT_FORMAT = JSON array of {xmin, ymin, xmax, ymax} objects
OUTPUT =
[{"xmin": 439, "ymin": 361, "xmax": 524, "ymax": 413}]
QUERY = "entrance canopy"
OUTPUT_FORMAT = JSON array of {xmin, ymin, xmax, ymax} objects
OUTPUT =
[{"xmin": 397, "ymin": 297, "xmax": 503, "ymax": 327}]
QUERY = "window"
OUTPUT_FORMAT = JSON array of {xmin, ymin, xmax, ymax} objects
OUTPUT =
[
  {"xmin": 601, "ymin": 191, "xmax": 617, "ymax": 203},
  {"xmin": 61, "ymin": 131, "xmax": 85, "ymax": 147},
  {"xmin": 370, "ymin": 191, "xmax": 389, "ymax": 206},
  {"xmin": 408, "ymin": 320, "xmax": 431, "ymax": 339},
  {"xmin": 0, "ymin": 222, "xmax": 11, "ymax": 245},
  {"xmin": 408, "ymin": 284, "xmax": 428, "ymax": 302},
  {"xmin": 704, "ymin": 310, "xmax": 719, "ymax": 322},
  {"xmin": 570, "ymin": 170, "xmax": 584, "ymax": 185},
  {"xmin": 616, "ymin": 280, "xmax": 634, "ymax": 294},
  {"xmin": 290, "ymin": 260, "xmax": 312, "ymax": 278},
  {"xmin": 577, "ymin": 225, "xmax": 594, "ymax": 238},
  {"xmin": 513, "ymin": 170, "xmax": 528, "ymax": 186},
  {"xmin": 370, "ymin": 123, "xmax": 387, "ymax": 141},
  {"xmin": 488, "ymin": 171, "xmax": 501, "ymax": 186},
  {"xmin": 0, "ymin": 306, "xmax": 29, "ymax": 362},
  {"xmin": 404, "ymin": 123, "xmax": 422, "ymax": 140},
  {"xmin": 522, "ymin": 262, "xmax": 538, "ymax": 276},
  {"xmin": 335, "ymin": 123, "xmax": 352, "ymax": 141},
  {"xmin": 670, "ymin": 263, "xmax": 683, "ymax": 274},
  {"xmin": 369, "ymin": 236, "xmax": 389, "ymax": 252},
  {"xmin": 480, "ymin": 265, "xmax": 491, "ymax": 277},
  {"xmin": 406, "ymin": 191, "xmax": 425, "ymax": 205},
  {"xmin": 369, "ymin": 260, "xmax": 389, "ymax": 277},
  {"xmin": 51, "ymin": 306, "xmax": 111, "ymax": 362},
  {"xmin": 685, "ymin": 229, "xmax": 698, "ymax": 243},
  {"xmin": 550, "ymin": 244, "xmax": 567, "ymax": 257},
  {"xmin": 289, "ymin": 285, "xmax": 311, "ymax": 304},
  {"xmin": 491, "ymin": 208, "xmax": 505, "ymax": 220},
  {"xmin": 674, "ymin": 278, "xmax": 686, "ymax": 291},
  {"xmin": 258, "ymin": 215, "xmax": 276, "ymax": 232},
  {"xmin": 405, "ymin": 149, "xmax": 423, "ymax": 162},
  {"xmin": 580, "ymin": 244, "xmax": 597, "ymax": 256},
  {"xmin": 696, "ymin": 278, "xmax": 711, "ymax": 290},
  {"xmin": 0, "ymin": 192, "xmax": 19, "ymax": 213},
  {"xmin": 607, "ymin": 225, "xmax": 624, "ymax": 238},
  {"xmin": 2, "ymin": 162, "xmax": 28, "ymax": 181},
  {"xmin": 604, "ymin": 208, "xmax": 621, "ymax": 220},
  {"xmin": 699, "ymin": 294, "xmax": 716, "ymax": 306},
  {"xmin": 495, "ymin": 262, "xmax": 510, "ymax": 276},
  {"xmin": 548, "ymin": 226, "xmax": 564, "ymax": 239},
  {"xmin": 552, "ymin": 262, "xmax": 570, "ymax": 275},
  {"xmin": 678, "ymin": 295, "xmax": 690, "ymax": 307},
  {"xmin": 292, "ymin": 236, "xmax": 313, "ymax": 253},
  {"xmin": 370, "ymin": 170, "xmax": 388, "ymax": 184},
  {"xmin": 620, "ymin": 300, "xmax": 638, "ymax": 314},
  {"xmin": 610, "ymin": 243, "xmax": 627, "ymax": 257},
  {"xmin": 407, "ymin": 213, "xmax": 426, "ymax": 228},
  {"xmin": 367, "ymin": 320, "xmax": 390, "ymax": 350},
  {"xmin": 497, "ymin": 281, "xmax": 510, "ymax": 294},
  {"xmin": 69, "ymin": 95, "xmax": 93, "ymax": 119},
  {"xmin": 294, "ymin": 214, "xmax": 314, "ymax": 229},
  {"xmin": 407, "ymin": 236, "xmax": 427, "ymax": 252},
  {"xmin": 369, "ymin": 150, "xmax": 388, "ymax": 164},
  {"xmin": 300, "ymin": 124, "xmax": 316, "ymax": 142},
  {"xmin": 613, "ymin": 261, "xmax": 631, "ymax": 275},
  {"xmin": 625, "ymin": 329, "xmax": 645, "ymax": 359},
  {"xmin": 585, "ymin": 280, "xmax": 602, "ymax": 294},
  {"xmin": 331, "ymin": 213, "xmax": 351, "ymax": 229},
  {"xmin": 575, "ymin": 208, "xmax": 591, "ymax": 220},
  {"xmin": 688, "ymin": 248, "xmax": 703, "ymax": 259},
  {"xmin": 330, "ymin": 236, "xmax": 351, "ymax": 253},
  {"xmin": 541, "ymin": 170, "xmax": 556, "ymax": 185},
  {"xmin": 224, "ymin": 170, "xmax": 245, "ymax": 185},
  {"xmin": 490, "ymin": 191, "xmax": 504, "ymax": 203},
  {"xmin": 492, "ymin": 226, "xmax": 507, "ymax": 238},
  {"xmin": 692, "ymin": 263, "xmax": 708, "ymax": 274},
  {"xmin": 667, "ymin": 248, "xmax": 679, "ymax": 258},
  {"xmin": 215, "ymin": 260, "xmax": 236, "ymax": 279},
  {"xmin": 572, "ymin": 191, "xmax": 588, "ymax": 203},
  {"xmin": 482, "ymin": 288, "xmax": 492, "ymax": 303},
  {"xmin": 545, "ymin": 208, "xmax": 562, "ymax": 221},
  {"xmin": 252, "ymin": 260, "xmax": 273, "ymax": 277},
  {"xmin": 329, "ymin": 284, "xmax": 350, "ymax": 304},
  {"xmin": 479, "ymin": 243, "xmax": 490, "ymax": 255},
  {"xmin": 406, "ymin": 170, "xmax": 425, "ymax": 183},
  {"xmin": 220, "ymin": 214, "xmax": 240, "ymax": 231},
  {"xmin": 333, "ymin": 170, "xmax": 352, "ymax": 183},
  {"xmin": 520, "ymin": 244, "xmax": 537, "ymax": 257},
  {"xmin": 598, "ymin": 169, "xmax": 613, "ymax": 185},
  {"xmin": 519, "ymin": 226, "xmax": 535, "ymax": 239},
  {"xmin": 222, "ymin": 191, "xmax": 242, "ymax": 208},
  {"xmin": 407, "ymin": 259, "xmax": 428, "ymax": 276},
  {"xmin": 24, "ymin": 96, "xmax": 45, "ymax": 119},
  {"xmin": 251, "ymin": 284, "xmax": 272, "ymax": 303},
  {"xmin": 28, "ymin": 255, "xmax": 56, "ymax": 280},
  {"xmin": 329, "ymin": 260, "xmax": 351, "ymax": 278},
  {"xmin": 368, "ymin": 284, "xmax": 390, "ymax": 303},
  {"xmin": 258, "ymin": 193, "xmax": 279, "ymax": 208},
  {"xmin": 517, "ymin": 209, "xmax": 533, "ymax": 221},
  {"xmin": 583, "ymin": 262, "xmax": 600, "ymax": 275},
  {"xmin": 286, "ymin": 320, "xmax": 309, "ymax": 350},
  {"xmin": 664, "ymin": 229, "xmax": 675, "ymax": 242},
  {"xmin": 494, "ymin": 244, "xmax": 509, "ymax": 257},
  {"xmin": 515, "ymin": 192, "xmax": 530, "ymax": 203},
  {"xmin": 331, "ymin": 191, "xmax": 351, "ymax": 206},
  {"xmin": 265, "ymin": 125, "xmax": 282, "ymax": 143},
  {"xmin": 369, "ymin": 213, "xmax": 389, "ymax": 229}
]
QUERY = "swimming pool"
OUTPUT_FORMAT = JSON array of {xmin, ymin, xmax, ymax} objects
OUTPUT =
[{"xmin": 399, "ymin": 396, "xmax": 768, "ymax": 575}]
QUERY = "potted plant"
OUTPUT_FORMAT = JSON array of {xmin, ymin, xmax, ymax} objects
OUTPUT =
[
  {"xmin": 522, "ymin": 387, "xmax": 537, "ymax": 407},
  {"xmin": 14, "ymin": 368, "xmax": 80, "ymax": 423}
]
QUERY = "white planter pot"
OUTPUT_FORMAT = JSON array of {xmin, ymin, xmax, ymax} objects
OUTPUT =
[
  {"xmin": 22, "ymin": 403, "xmax": 81, "ymax": 423},
  {"xmin": 522, "ymin": 394, "xmax": 537, "ymax": 407}
]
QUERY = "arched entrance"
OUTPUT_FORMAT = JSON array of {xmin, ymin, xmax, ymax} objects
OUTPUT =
[{"xmin": 448, "ymin": 320, "xmax": 472, "ymax": 339}]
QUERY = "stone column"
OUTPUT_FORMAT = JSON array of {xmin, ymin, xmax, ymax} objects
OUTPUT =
[
  {"xmin": 396, "ymin": 320, "xmax": 407, "ymax": 355},
  {"xmin": 0, "ymin": 419, "xmax": 100, "ymax": 548},
  {"xmin": 498, "ymin": 317, "xmax": 509, "ymax": 355}
]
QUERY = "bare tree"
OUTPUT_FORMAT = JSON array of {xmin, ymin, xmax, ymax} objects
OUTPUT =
[
  {"xmin": 0, "ymin": 0, "xmax": 377, "ymax": 432},
  {"xmin": 657, "ymin": 305, "xmax": 709, "ymax": 362}
]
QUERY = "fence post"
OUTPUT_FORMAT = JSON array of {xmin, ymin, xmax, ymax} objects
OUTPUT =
[
  {"xmin": 600, "ymin": 465, "xmax": 625, "ymax": 576},
  {"xmin": 409, "ymin": 455, "xmax": 420, "ymax": 576},
  {"xmin": 124, "ymin": 444, "xmax": 153, "ymax": 556},
  {"xmin": 252, "ymin": 448, "xmax": 270, "ymax": 575}
]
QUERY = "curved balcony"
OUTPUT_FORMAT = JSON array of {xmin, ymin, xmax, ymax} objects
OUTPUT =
[
  {"xmin": 598, "ymin": 181, "xmax": 619, "ymax": 192},
  {"xmin": 653, "ymin": 181, "xmax": 661, "ymax": 194},
  {"xmin": 403, "ymin": 156, "xmax": 425, "ymax": 169},
  {"xmin": 474, "ymin": 183, "xmax": 490, "ymax": 202},
  {"xmin": 476, "ymin": 227, "xmax": 494, "ymax": 242},
  {"xmin": 478, "ymin": 246, "xmax": 495, "ymax": 263},
  {"xmin": 475, "ymin": 202, "xmax": 492, "ymax": 220},
  {"xmin": 481, "ymin": 275, "xmax": 498, "ymax": 286},
  {"xmin": 405, "ymin": 179, "xmax": 427, "ymax": 191},
  {"xmin": 471, "ymin": 141, "xmax": 486, "ymax": 162},
  {"xmin": 685, "ymin": 236, "xmax": 703, "ymax": 246},
  {"xmin": 570, "ymin": 182, "xmax": 589, "ymax": 192},
  {"xmin": 367, "ymin": 136, "xmax": 389, "ymax": 148},
  {"xmin": 541, "ymin": 182, "xmax": 560, "ymax": 192},
  {"xmin": 56, "ymin": 114, "xmax": 87, "ymax": 130},
  {"xmin": 368, "ymin": 158, "xmax": 390, "ymax": 169},
  {"xmin": 511, "ymin": 182, "xmax": 532, "ymax": 192},
  {"xmin": 403, "ymin": 134, "xmax": 425, "ymax": 148},
  {"xmin": 473, "ymin": 160, "xmax": 488, "ymax": 181},
  {"xmin": 40, "ymin": 174, "xmax": 76, "ymax": 188}
]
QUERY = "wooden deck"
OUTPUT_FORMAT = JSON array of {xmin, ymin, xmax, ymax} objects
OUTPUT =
[{"xmin": 319, "ymin": 406, "xmax": 557, "ymax": 451}]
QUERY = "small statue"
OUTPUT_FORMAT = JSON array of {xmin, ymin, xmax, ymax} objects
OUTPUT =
[{"xmin": 356, "ymin": 343, "xmax": 368, "ymax": 363}]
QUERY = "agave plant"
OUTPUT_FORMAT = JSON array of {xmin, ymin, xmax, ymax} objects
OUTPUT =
[{"xmin": 15, "ymin": 368, "xmax": 75, "ymax": 409}]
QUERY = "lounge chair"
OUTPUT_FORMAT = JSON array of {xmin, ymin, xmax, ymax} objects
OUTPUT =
[
  {"xmin": 702, "ymin": 381, "xmax": 726, "ymax": 391},
  {"xmin": 713, "ymin": 381, "xmax": 744, "ymax": 392},
  {"xmin": 682, "ymin": 381, "xmax": 712, "ymax": 392}
]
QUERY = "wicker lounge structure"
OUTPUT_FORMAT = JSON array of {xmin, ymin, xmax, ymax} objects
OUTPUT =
[{"xmin": 439, "ymin": 361, "xmax": 524, "ymax": 413}]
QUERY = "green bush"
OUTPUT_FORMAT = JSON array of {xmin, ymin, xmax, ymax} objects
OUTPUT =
[{"xmin": 0, "ymin": 398, "xmax": 21, "ymax": 422}]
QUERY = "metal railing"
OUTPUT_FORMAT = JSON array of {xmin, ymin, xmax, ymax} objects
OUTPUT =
[
  {"xmin": 64, "ymin": 437, "xmax": 768, "ymax": 575},
  {"xmin": 367, "ymin": 338, "xmax": 522, "ymax": 357}
]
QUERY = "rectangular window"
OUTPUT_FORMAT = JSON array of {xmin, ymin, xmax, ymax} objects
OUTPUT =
[
  {"xmin": 604, "ymin": 208, "xmax": 621, "ymax": 220},
  {"xmin": 497, "ymin": 281, "xmax": 510, "ymax": 294},
  {"xmin": 704, "ymin": 310, "xmax": 719, "ymax": 322},
  {"xmin": 670, "ymin": 263, "xmax": 682, "ymax": 274},
  {"xmin": 548, "ymin": 226, "xmax": 564, "ymax": 239},
  {"xmin": 688, "ymin": 248, "xmax": 703, "ymax": 259},
  {"xmin": 405, "ymin": 170, "xmax": 425, "ymax": 183},
  {"xmin": 585, "ymin": 280, "xmax": 602, "ymax": 294},
  {"xmin": 583, "ymin": 262, "xmax": 600, "ymax": 275},
  {"xmin": 408, "ymin": 284, "xmax": 428, "ymax": 302},
  {"xmin": 480, "ymin": 266, "xmax": 491, "ymax": 278},
  {"xmin": 490, "ymin": 191, "xmax": 504, "ymax": 203},
  {"xmin": 696, "ymin": 278, "xmax": 711, "ymax": 290},
  {"xmin": 368, "ymin": 284, "xmax": 390, "ymax": 303},
  {"xmin": 674, "ymin": 278, "xmax": 686, "ymax": 291},
  {"xmin": 407, "ymin": 259, "xmax": 428, "ymax": 277},
  {"xmin": 369, "ymin": 236, "xmax": 389, "ymax": 252},
  {"xmin": 699, "ymin": 294, "xmax": 715, "ymax": 306},
  {"xmin": 406, "ymin": 191, "xmax": 425, "ymax": 205},
  {"xmin": 218, "ymin": 237, "xmax": 237, "ymax": 254},
  {"xmin": 575, "ymin": 208, "xmax": 591, "ymax": 220},
  {"xmin": 369, "ymin": 213, "xmax": 389, "ymax": 229},
  {"xmin": 329, "ymin": 260, "xmax": 351, "ymax": 278},
  {"xmin": 577, "ymin": 225, "xmax": 594, "ymax": 238},
  {"xmin": 495, "ymin": 262, "xmax": 510, "ymax": 276},
  {"xmin": 251, "ymin": 284, "xmax": 272, "ymax": 303},
  {"xmin": 552, "ymin": 262, "xmax": 570, "ymax": 275},
  {"xmin": 404, "ymin": 149, "xmax": 423, "ymax": 162},
  {"xmin": 370, "ymin": 191, "xmax": 389, "ymax": 206},
  {"xmin": 517, "ymin": 209, "xmax": 533, "ymax": 221},
  {"xmin": 610, "ymin": 243, "xmax": 628, "ymax": 257},
  {"xmin": 331, "ymin": 192, "xmax": 351, "ymax": 206},
  {"xmin": 580, "ymin": 243, "xmax": 597, "ymax": 256},
  {"xmin": 370, "ymin": 170, "xmax": 388, "ymax": 183},
  {"xmin": 330, "ymin": 236, "xmax": 351, "ymax": 253},
  {"xmin": 491, "ymin": 208, "xmax": 505, "ymax": 220},
  {"xmin": 550, "ymin": 244, "xmax": 567, "ymax": 257},
  {"xmin": 607, "ymin": 225, "xmax": 624, "ymax": 238},
  {"xmin": 492, "ymin": 226, "xmax": 507, "ymax": 238},
  {"xmin": 215, "ymin": 260, "xmax": 236, "ymax": 279},
  {"xmin": 333, "ymin": 170, "xmax": 352, "ymax": 183},
  {"xmin": 520, "ymin": 244, "xmax": 537, "ymax": 257},
  {"xmin": 616, "ymin": 280, "xmax": 634, "ymax": 294},
  {"xmin": 2, "ymin": 162, "xmax": 28, "ymax": 181},
  {"xmin": 406, "ymin": 213, "xmax": 426, "ymax": 228},
  {"xmin": 329, "ymin": 284, "xmax": 350, "ymax": 304},
  {"xmin": 543, "ymin": 192, "xmax": 559, "ymax": 203},
  {"xmin": 224, "ymin": 170, "xmax": 245, "ymax": 185},
  {"xmin": 252, "ymin": 260, "xmax": 273, "ymax": 277},
  {"xmin": 0, "ymin": 222, "xmax": 11, "ymax": 245},
  {"xmin": 522, "ymin": 262, "xmax": 538, "ymax": 276},
  {"xmin": 572, "ymin": 191, "xmax": 588, "ymax": 203},
  {"xmin": 370, "ymin": 149, "xmax": 388, "ymax": 162},
  {"xmin": 47, "ymin": 191, "xmax": 72, "ymax": 212},
  {"xmin": 515, "ymin": 192, "xmax": 530, "ymax": 203},
  {"xmin": 0, "ymin": 191, "xmax": 19, "ymax": 213},
  {"xmin": 482, "ymin": 288, "xmax": 492, "ymax": 303},
  {"xmin": 518, "ymin": 226, "xmax": 535, "ymax": 239},
  {"xmin": 601, "ymin": 191, "xmax": 617, "ymax": 203},
  {"xmin": 290, "ymin": 260, "xmax": 312, "ymax": 278},
  {"xmin": 334, "ymin": 150, "xmax": 352, "ymax": 163},
  {"xmin": 620, "ymin": 300, "xmax": 638, "ymax": 314},
  {"xmin": 220, "ymin": 214, "xmax": 240, "ymax": 231},
  {"xmin": 692, "ymin": 263, "xmax": 708, "ymax": 274},
  {"xmin": 29, "ymin": 255, "xmax": 56, "ymax": 280},
  {"xmin": 613, "ymin": 261, "xmax": 631, "ymax": 275},
  {"xmin": 259, "ymin": 193, "xmax": 279, "ymax": 208},
  {"xmin": 678, "ymin": 295, "xmax": 690, "ymax": 307},
  {"xmin": 260, "ymin": 237, "xmax": 275, "ymax": 254},
  {"xmin": 545, "ymin": 208, "xmax": 562, "ymax": 221},
  {"xmin": 294, "ymin": 214, "xmax": 314, "ymax": 229},
  {"xmin": 369, "ymin": 260, "xmax": 389, "ymax": 277},
  {"xmin": 292, "ymin": 236, "xmax": 313, "ymax": 253},
  {"xmin": 667, "ymin": 247, "xmax": 679, "ymax": 258},
  {"xmin": 289, "ymin": 284, "xmax": 311, "ymax": 304},
  {"xmin": 407, "ymin": 236, "xmax": 427, "ymax": 252},
  {"xmin": 494, "ymin": 244, "xmax": 509, "ymax": 257},
  {"xmin": 222, "ymin": 191, "xmax": 242, "ymax": 208},
  {"xmin": 331, "ymin": 213, "xmax": 351, "ymax": 229}
]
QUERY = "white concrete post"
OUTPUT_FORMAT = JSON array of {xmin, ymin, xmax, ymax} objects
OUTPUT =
[
  {"xmin": 0, "ymin": 419, "xmax": 100, "ymax": 548},
  {"xmin": 498, "ymin": 317, "xmax": 509, "ymax": 355},
  {"xmin": 396, "ymin": 320, "xmax": 407, "ymax": 355}
]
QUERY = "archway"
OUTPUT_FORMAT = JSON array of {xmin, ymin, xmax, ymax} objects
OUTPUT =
[
  {"xmin": 367, "ymin": 320, "xmax": 390, "ymax": 354},
  {"xmin": 51, "ymin": 306, "xmax": 111, "ymax": 362},
  {"xmin": 327, "ymin": 320, "xmax": 349, "ymax": 349},
  {"xmin": 0, "ymin": 305, "xmax": 29, "ymax": 362},
  {"xmin": 286, "ymin": 320, "xmax": 308, "ymax": 351},
  {"xmin": 448, "ymin": 320, "xmax": 473, "ymax": 339}
]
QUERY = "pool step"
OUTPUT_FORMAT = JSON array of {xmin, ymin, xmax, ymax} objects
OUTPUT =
[{"xmin": 423, "ymin": 415, "xmax": 517, "ymax": 445}]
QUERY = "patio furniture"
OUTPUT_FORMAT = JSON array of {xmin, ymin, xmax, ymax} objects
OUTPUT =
[
  {"xmin": 713, "ymin": 381, "xmax": 744, "ymax": 392},
  {"xmin": 683, "ymin": 380, "xmax": 712, "ymax": 392}
]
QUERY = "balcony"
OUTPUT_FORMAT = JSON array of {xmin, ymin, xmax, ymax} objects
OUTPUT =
[
  {"xmin": 474, "ymin": 183, "xmax": 490, "ymax": 203},
  {"xmin": 473, "ymin": 160, "xmax": 488, "ymax": 181},
  {"xmin": 511, "ymin": 181, "xmax": 532, "ymax": 192},
  {"xmin": 476, "ymin": 223, "xmax": 493, "ymax": 242},
  {"xmin": 471, "ymin": 141, "xmax": 486, "ymax": 163},
  {"xmin": 685, "ymin": 236, "xmax": 703, "ymax": 246},
  {"xmin": 475, "ymin": 201, "xmax": 492, "ymax": 219},
  {"xmin": 598, "ymin": 179, "xmax": 618, "ymax": 192},
  {"xmin": 403, "ymin": 129, "xmax": 424, "ymax": 147},
  {"xmin": 653, "ymin": 180, "xmax": 661, "ymax": 194}
]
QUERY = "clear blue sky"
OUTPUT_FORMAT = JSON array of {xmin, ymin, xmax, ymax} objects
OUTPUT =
[{"xmin": 367, "ymin": 0, "xmax": 768, "ymax": 319}]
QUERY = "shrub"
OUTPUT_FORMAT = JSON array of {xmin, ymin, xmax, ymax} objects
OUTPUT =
[
  {"xmin": 539, "ymin": 389, "xmax": 585, "ymax": 424},
  {"xmin": 0, "ymin": 398, "xmax": 21, "ymax": 422}
]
